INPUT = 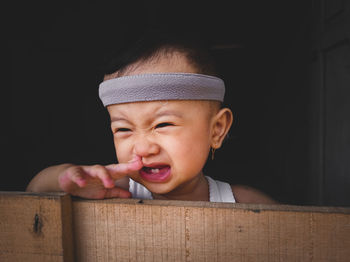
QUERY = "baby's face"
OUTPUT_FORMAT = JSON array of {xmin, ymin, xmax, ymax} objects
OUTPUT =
[
  {"xmin": 107, "ymin": 100, "xmax": 215, "ymax": 194},
  {"xmin": 105, "ymin": 51, "xmax": 225, "ymax": 195}
]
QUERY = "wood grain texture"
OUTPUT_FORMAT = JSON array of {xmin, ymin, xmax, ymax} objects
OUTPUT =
[
  {"xmin": 2, "ymin": 192, "xmax": 350, "ymax": 262},
  {"xmin": 0, "ymin": 192, "xmax": 74, "ymax": 262},
  {"xmin": 72, "ymin": 198, "xmax": 350, "ymax": 262}
]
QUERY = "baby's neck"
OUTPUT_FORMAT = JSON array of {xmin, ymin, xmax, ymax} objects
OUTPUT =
[{"xmin": 152, "ymin": 173, "xmax": 209, "ymax": 201}]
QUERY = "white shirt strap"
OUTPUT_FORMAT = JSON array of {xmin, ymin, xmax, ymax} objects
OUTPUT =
[{"xmin": 206, "ymin": 176, "xmax": 236, "ymax": 203}]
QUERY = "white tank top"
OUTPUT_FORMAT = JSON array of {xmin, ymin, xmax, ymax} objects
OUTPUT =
[{"xmin": 129, "ymin": 176, "xmax": 236, "ymax": 203}]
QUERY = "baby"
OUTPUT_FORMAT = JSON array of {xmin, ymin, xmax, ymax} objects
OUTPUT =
[{"xmin": 26, "ymin": 29, "xmax": 277, "ymax": 204}]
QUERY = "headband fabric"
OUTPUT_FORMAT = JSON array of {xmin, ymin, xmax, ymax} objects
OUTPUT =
[{"xmin": 98, "ymin": 73, "xmax": 225, "ymax": 106}]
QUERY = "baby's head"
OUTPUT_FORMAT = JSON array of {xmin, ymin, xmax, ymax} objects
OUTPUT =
[{"xmin": 98, "ymin": 29, "xmax": 233, "ymax": 195}]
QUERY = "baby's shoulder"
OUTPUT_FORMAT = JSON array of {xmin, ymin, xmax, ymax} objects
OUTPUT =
[{"xmin": 231, "ymin": 184, "xmax": 278, "ymax": 204}]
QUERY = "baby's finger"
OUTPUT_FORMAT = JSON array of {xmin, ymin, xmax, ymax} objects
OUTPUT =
[
  {"xmin": 69, "ymin": 167, "xmax": 88, "ymax": 188},
  {"xmin": 104, "ymin": 187, "xmax": 132, "ymax": 199},
  {"xmin": 82, "ymin": 165, "xmax": 115, "ymax": 188},
  {"xmin": 105, "ymin": 157, "xmax": 143, "ymax": 179},
  {"xmin": 59, "ymin": 166, "xmax": 87, "ymax": 192}
]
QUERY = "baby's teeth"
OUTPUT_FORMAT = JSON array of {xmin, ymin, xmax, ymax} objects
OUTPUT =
[{"xmin": 151, "ymin": 168, "xmax": 159, "ymax": 174}]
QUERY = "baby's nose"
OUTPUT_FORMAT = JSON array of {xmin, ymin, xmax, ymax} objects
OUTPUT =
[{"xmin": 133, "ymin": 136, "xmax": 160, "ymax": 157}]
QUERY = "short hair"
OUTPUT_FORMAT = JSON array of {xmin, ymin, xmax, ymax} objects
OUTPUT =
[{"xmin": 100, "ymin": 28, "xmax": 219, "ymax": 78}]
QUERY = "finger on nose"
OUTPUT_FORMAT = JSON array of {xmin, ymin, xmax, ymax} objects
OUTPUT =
[
  {"xmin": 128, "ymin": 155, "xmax": 142, "ymax": 163},
  {"xmin": 127, "ymin": 158, "xmax": 143, "ymax": 170},
  {"xmin": 105, "ymin": 159, "xmax": 142, "ymax": 175}
]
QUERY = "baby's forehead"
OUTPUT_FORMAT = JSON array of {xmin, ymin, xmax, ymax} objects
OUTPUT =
[{"xmin": 108, "ymin": 100, "xmax": 216, "ymax": 117}]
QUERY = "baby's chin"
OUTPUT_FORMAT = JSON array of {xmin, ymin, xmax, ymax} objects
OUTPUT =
[
  {"xmin": 130, "ymin": 175, "xmax": 176, "ymax": 195},
  {"xmin": 144, "ymin": 185, "xmax": 176, "ymax": 197}
]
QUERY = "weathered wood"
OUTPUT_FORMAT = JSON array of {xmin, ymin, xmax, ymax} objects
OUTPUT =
[
  {"xmin": 1, "ymin": 192, "xmax": 350, "ymax": 262},
  {"xmin": 0, "ymin": 192, "xmax": 74, "ymax": 262},
  {"xmin": 72, "ymin": 198, "xmax": 350, "ymax": 262}
]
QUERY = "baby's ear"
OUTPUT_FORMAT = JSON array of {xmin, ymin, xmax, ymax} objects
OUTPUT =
[{"xmin": 210, "ymin": 108, "xmax": 233, "ymax": 149}]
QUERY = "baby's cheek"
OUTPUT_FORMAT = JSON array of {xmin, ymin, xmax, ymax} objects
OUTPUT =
[
  {"xmin": 114, "ymin": 141, "xmax": 131, "ymax": 162},
  {"xmin": 176, "ymin": 146, "xmax": 206, "ymax": 171}
]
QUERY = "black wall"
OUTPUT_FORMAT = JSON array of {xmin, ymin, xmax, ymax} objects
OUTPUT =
[{"xmin": 5, "ymin": 1, "xmax": 319, "ymax": 205}]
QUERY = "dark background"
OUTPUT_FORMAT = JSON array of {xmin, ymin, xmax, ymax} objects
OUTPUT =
[{"xmin": 4, "ymin": 1, "xmax": 350, "ymax": 206}]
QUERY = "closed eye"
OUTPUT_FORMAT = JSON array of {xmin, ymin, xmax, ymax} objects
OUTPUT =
[
  {"xmin": 155, "ymin": 122, "xmax": 174, "ymax": 129},
  {"xmin": 116, "ymin": 128, "xmax": 131, "ymax": 132}
]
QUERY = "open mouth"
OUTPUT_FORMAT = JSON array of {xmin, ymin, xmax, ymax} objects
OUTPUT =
[{"xmin": 139, "ymin": 164, "xmax": 171, "ymax": 182}]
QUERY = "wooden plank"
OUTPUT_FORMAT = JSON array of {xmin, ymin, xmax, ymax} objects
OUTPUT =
[
  {"xmin": 0, "ymin": 192, "xmax": 74, "ymax": 262},
  {"xmin": 73, "ymin": 199, "xmax": 186, "ymax": 262},
  {"xmin": 2, "ymin": 192, "xmax": 349, "ymax": 261},
  {"xmin": 72, "ymin": 198, "xmax": 350, "ymax": 262}
]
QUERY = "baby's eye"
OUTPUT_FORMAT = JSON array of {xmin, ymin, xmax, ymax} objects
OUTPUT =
[
  {"xmin": 155, "ymin": 122, "xmax": 174, "ymax": 129},
  {"xmin": 116, "ymin": 128, "xmax": 131, "ymax": 132}
]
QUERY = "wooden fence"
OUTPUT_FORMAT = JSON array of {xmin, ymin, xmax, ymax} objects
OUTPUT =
[{"xmin": 1, "ymin": 191, "xmax": 350, "ymax": 261}]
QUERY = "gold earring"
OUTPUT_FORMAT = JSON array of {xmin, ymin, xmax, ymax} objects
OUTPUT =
[{"xmin": 211, "ymin": 147, "xmax": 216, "ymax": 160}]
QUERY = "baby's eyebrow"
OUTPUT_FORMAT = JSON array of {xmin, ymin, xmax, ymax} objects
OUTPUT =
[
  {"xmin": 155, "ymin": 110, "xmax": 183, "ymax": 118},
  {"xmin": 110, "ymin": 117, "xmax": 129, "ymax": 123},
  {"xmin": 110, "ymin": 110, "xmax": 183, "ymax": 123}
]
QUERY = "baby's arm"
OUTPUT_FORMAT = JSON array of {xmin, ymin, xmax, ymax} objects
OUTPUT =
[
  {"xmin": 26, "ymin": 157, "xmax": 143, "ymax": 199},
  {"xmin": 231, "ymin": 185, "xmax": 278, "ymax": 204},
  {"xmin": 26, "ymin": 163, "xmax": 74, "ymax": 193}
]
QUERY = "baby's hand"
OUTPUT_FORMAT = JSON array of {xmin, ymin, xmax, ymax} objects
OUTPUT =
[{"xmin": 58, "ymin": 156, "xmax": 143, "ymax": 199}]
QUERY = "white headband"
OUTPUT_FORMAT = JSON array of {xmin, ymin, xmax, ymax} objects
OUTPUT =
[{"xmin": 98, "ymin": 73, "xmax": 225, "ymax": 106}]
